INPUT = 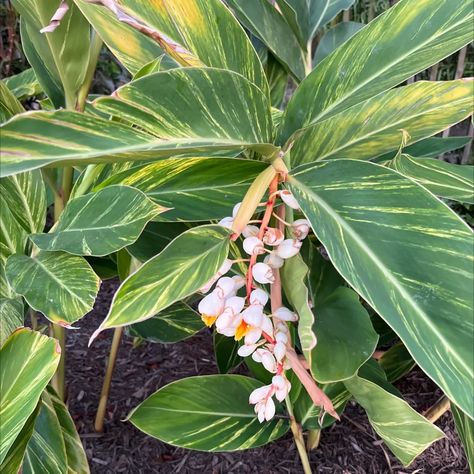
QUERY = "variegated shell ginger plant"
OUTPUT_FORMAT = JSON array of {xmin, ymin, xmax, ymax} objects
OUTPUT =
[{"xmin": 0, "ymin": 0, "xmax": 473, "ymax": 472}]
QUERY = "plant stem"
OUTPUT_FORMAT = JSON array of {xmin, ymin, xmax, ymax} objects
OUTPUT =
[
  {"xmin": 30, "ymin": 309, "xmax": 38, "ymax": 331},
  {"xmin": 306, "ymin": 429, "xmax": 321, "ymax": 451},
  {"xmin": 424, "ymin": 396, "xmax": 450, "ymax": 423},
  {"xmin": 286, "ymin": 396, "xmax": 312, "ymax": 474},
  {"xmin": 305, "ymin": 39, "xmax": 313, "ymax": 77},
  {"xmin": 95, "ymin": 326, "xmax": 124, "ymax": 432},
  {"xmin": 52, "ymin": 324, "xmax": 66, "ymax": 400}
]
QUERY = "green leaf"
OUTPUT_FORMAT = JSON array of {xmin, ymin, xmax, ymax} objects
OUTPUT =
[
  {"xmin": 74, "ymin": 0, "xmax": 267, "ymax": 92},
  {"xmin": 97, "ymin": 158, "xmax": 267, "ymax": 222},
  {"xmin": 288, "ymin": 159, "xmax": 474, "ymax": 418},
  {"xmin": 0, "ymin": 68, "xmax": 277, "ymax": 177},
  {"xmin": 451, "ymin": 404, "xmax": 474, "ymax": 472},
  {"xmin": 126, "ymin": 222, "xmax": 190, "ymax": 262},
  {"xmin": 13, "ymin": 0, "xmax": 91, "ymax": 108},
  {"xmin": 0, "ymin": 201, "xmax": 28, "ymax": 265},
  {"xmin": 313, "ymin": 21, "xmax": 364, "ymax": 66},
  {"xmin": 6, "ymin": 252, "xmax": 100, "ymax": 326},
  {"xmin": 214, "ymin": 332, "xmax": 242, "ymax": 374},
  {"xmin": 93, "ymin": 225, "xmax": 231, "ymax": 336},
  {"xmin": 311, "ymin": 287, "xmax": 378, "ymax": 383},
  {"xmin": 266, "ymin": 53, "xmax": 288, "ymax": 108},
  {"xmin": 31, "ymin": 186, "xmax": 165, "ymax": 256},
  {"xmin": 344, "ymin": 369, "xmax": 444, "ymax": 466},
  {"xmin": 127, "ymin": 302, "xmax": 204, "ymax": 344},
  {"xmin": 390, "ymin": 154, "xmax": 474, "ymax": 204},
  {"xmin": 0, "ymin": 81, "xmax": 24, "ymax": 123},
  {"xmin": 3, "ymin": 68, "xmax": 42, "ymax": 100},
  {"xmin": 289, "ymin": 79, "xmax": 474, "ymax": 166},
  {"xmin": 0, "ymin": 170, "xmax": 46, "ymax": 234},
  {"xmin": 0, "ymin": 298, "xmax": 24, "ymax": 346},
  {"xmin": 379, "ymin": 342, "xmax": 416, "ymax": 383},
  {"xmin": 0, "ymin": 328, "xmax": 60, "ymax": 464},
  {"xmin": 128, "ymin": 375, "xmax": 289, "ymax": 451},
  {"xmin": 279, "ymin": 0, "xmax": 474, "ymax": 142},
  {"xmin": 227, "ymin": 0, "xmax": 305, "ymax": 81}
]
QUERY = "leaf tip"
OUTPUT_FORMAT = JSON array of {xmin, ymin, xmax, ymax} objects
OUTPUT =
[{"xmin": 88, "ymin": 326, "xmax": 104, "ymax": 347}]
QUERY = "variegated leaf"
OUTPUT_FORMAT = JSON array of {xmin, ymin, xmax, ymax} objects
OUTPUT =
[
  {"xmin": 6, "ymin": 252, "xmax": 100, "ymax": 326},
  {"xmin": 96, "ymin": 158, "xmax": 267, "ymax": 222},
  {"xmin": 379, "ymin": 342, "xmax": 416, "ymax": 383},
  {"xmin": 288, "ymin": 159, "xmax": 474, "ymax": 417},
  {"xmin": 0, "ymin": 81, "xmax": 24, "ymax": 123},
  {"xmin": 279, "ymin": 0, "xmax": 474, "ymax": 142},
  {"xmin": 30, "ymin": 186, "xmax": 166, "ymax": 256},
  {"xmin": 128, "ymin": 375, "xmax": 289, "ymax": 451},
  {"xmin": 127, "ymin": 302, "xmax": 204, "ymax": 344},
  {"xmin": 3, "ymin": 68, "xmax": 42, "ymax": 100},
  {"xmin": 74, "ymin": 0, "xmax": 267, "ymax": 93},
  {"xmin": 92, "ymin": 225, "xmax": 231, "ymax": 337},
  {"xmin": 227, "ymin": 0, "xmax": 305, "ymax": 80},
  {"xmin": 0, "ymin": 298, "xmax": 24, "ymax": 346},
  {"xmin": 0, "ymin": 170, "xmax": 46, "ymax": 234},
  {"xmin": 290, "ymin": 80, "xmax": 473, "ymax": 166},
  {"xmin": 344, "ymin": 369, "xmax": 444, "ymax": 466},
  {"xmin": 451, "ymin": 404, "xmax": 474, "ymax": 471},
  {"xmin": 0, "ymin": 203, "xmax": 28, "ymax": 265},
  {"xmin": 0, "ymin": 328, "xmax": 60, "ymax": 464},
  {"xmin": 390, "ymin": 154, "xmax": 474, "ymax": 204}
]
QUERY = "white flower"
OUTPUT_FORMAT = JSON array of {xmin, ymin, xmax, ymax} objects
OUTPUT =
[
  {"xmin": 218, "ymin": 216, "xmax": 234, "ymax": 229},
  {"xmin": 264, "ymin": 252, "xmax": 284, "ymax": 269},
  {"xmin": 198, "ymin": 291, "xmax": 225, "ymax": 327},
  {"xmin": 249, "ymin": 385, "xmax": 272, "ymax": 404},
  {"xmin": 215, "ymin": 277, "xmax": 237, "ymax": 299},
  {"xmin": 280, "ymin": 190, "xmax": 300, "ymax": 210},
  {"xmin": 253, "ymin": 262, "xmax": 275, "ymax": 284},
  {"xmin": 273, "ymin": 342, "xmax": 286, "ymax": 362},
  {"xmin": 249, "ymin": 385, "xmax": 276, "ymax": 422},
  {"xmin": 249, "ymin": 288, "xmax": 268, "ymax": 307},
  {"xmin": 238, "ymin": 343, "xmax": 260, "ymax": 357},
  {"xmin": 214, "ymin": 296, "xmax": 245, "ymax": 336},
  {"xmin": 232, "ymin": 202, "xmax": 242, "ymax": 217},
  {"xmin": 243, "ymin": 236, "xmax": 265, "ymax": 256},
  {"xmin": 276, "ymin": 239, "xmax": 302, "ymax": 259},
  {"xmin": 272, "ymin": 375, "xmax": 291, "ymax": 402},
  {"xmin": 274, "ymin": 306, "xmax": 298, "ymax": 322},
  {"xmin": 253, "ymin": 348, "xmax": 277, "ymax": 373},
  {"xmin": 242, "ymin": 225, "xmax": 260, "ymax": 238},
  {"xmin": 200, "ymin": 259, "xmax": 232, "ymax": 293},
  {"xmin": 241, "ymin": 305, "xmax": 263, "ymax": 327},
  {"xmin": 263, "ymin": 228, "xmax": 284, "ymax": 246},
  {"xmin": 292, "ymin": 219, "xmax": 310, "ymax": 240},
  {"xmin": 232, "ymin": 275, "xmax": 246, "ymax": 292}
]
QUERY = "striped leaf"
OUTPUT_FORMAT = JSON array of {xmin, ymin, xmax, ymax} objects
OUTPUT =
[
  {"xmin": 0, "ymin": 69, "xmax": 277, "ymax": 177},
  {"xmin": 311, "ymin": 287, "xmax": 379, "ymax": 383},
  {"xmin": 289, "ymin": 79, "xmax": 474, "ymax": 166},
  {"xmin": 452, "ymin": 404, "xmax": 474, "ymax": 471},
  {"xmin": 3, "ymin": 68, "xmax": 42, "ymax": 100},
  {"xmin": 214, "ymin": 333, "xmax": 242, "ymax": 374},
  {"xmin": 127, "ymin": 302, "xmax": 203, "ymax": 344},
  {"xmin": 97, "ymin": 158, "xmax": 267, "ymax": 222},
  {"xmin": 344, "ymin": 369, "xmax": 444, "ymax": 466},
  {"xmin": 266, "ymin": 53, "xmax": 288, "ymax": 108},
  {"xmin": 279, "ymin": 0, "xmax": 474, "ymax": 142},
  {"xmin": 92, "ymin": 225, "xmax": 231, "ymax": 337},
  {"xmin": 227, "ymin": 0, "xmax": 305, "ymax": 80},
  {"xmin": 0, "ymin": 298, "xmax": 24, "ymax": 346},
  {"xmin": 30, "ymin": 186, "xmax": 166, "ymax": 256},
  {"xmin": 287, "ymin": 159, "xmax": 474, "ymax": 417},
  {"xmin": 379, "ymin": 342, "xmax": 416, "ymax": 383},
  {"xmin": 0, "ymin": 328, "xmax": 60, "ymax": 464},
  {"xmin": 6, "ymin": 252, "xmax": 100, "ymax": 326},
  {"xmin": 0, "ymin": 170, "xmax": 46, "ymax": 234},
  {"xmin": 12, "ymin": 0, "xmax": 91, "ymax": 108},
  {"xmin": 128, "ymin": 375, "xmax": 289, "ymax": 451},
  {"xmin": 74, "ymin": 0, "xmax": 267, "ymax": 92},
  {"xmin": 390, "ymin": 154, "xmax": 474, "ymax": 204},
  {"xmin": 0, "ymin": 202, "xmax": 28, "ymax": 265},
  {"xmin": 0, "ymin": 81, "xmax": 24, "ymax": 123}
]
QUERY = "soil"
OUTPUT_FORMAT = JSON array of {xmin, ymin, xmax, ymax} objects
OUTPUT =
[{"xmin": 60, "ymin": 280, "xmax": 469, "ymax": 474}]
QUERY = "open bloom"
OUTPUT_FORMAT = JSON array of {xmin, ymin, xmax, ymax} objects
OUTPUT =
[
  {"xmin": 253, "ymin": 262, "xmax": 275, "ymax": 284},
  {"xmin": 214, "ymin": 296, "xmax": 246, "ymax": 336},
  {"xmin": 280, "ymin": 190, "xmax": 300, "ymax": 210},
  {"xmin": 276, "ymin": 239, "xmax": 302, "ymax": 259},
  {"xmin": 292, "ymin": 219, "xmax": 310, "ymax": 240},
  {"xmin": 198, "ymin": 291, "xmax": 225, "ymax": 327},
  {"xmin": 249, "ymin": 385, "xmax": 276, "ymax": 422}
]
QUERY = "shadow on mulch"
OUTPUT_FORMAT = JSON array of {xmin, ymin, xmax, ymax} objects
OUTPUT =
[{"xmin": 64, "ymin": 280, "xmax": 468, "ymax": 474}]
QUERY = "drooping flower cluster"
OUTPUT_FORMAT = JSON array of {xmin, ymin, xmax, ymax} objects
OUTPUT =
[{"xmin": 198, "ymin": 189, "xmax": 312, "ymax": 422}]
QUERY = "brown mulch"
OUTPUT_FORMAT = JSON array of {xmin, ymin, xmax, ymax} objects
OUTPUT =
[{"xmin": 63, "ymin": 280, "xmax": 469, "ymax": 474}]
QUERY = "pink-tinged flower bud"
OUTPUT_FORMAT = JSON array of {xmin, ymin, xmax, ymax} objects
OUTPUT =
[
  {"xmin": 250, "ymin": 288, "xmax": 268, "ymax": 307},
  {"xmin": 253, "ymin": 349, "xmax": 277, "ymax": 373},
  {"xmin": 198, "ymin": 292, "xmax": 224, "ymax": 327},
  {"xmin": 252, "ymin": 262, "xmax": 275, "ymax": 284},
  {"xmin": 275, "ymin": 331, "xmax": 288, "ymax": 344},
  {"xmin": 215, "ymin": 277, "xmax": 236, "ymax": 299},
  {"xmin": 263, "ymin": 228, "xmax": 284, "ymax": 246},
  {"xmin": 232, "ymin": 275, "xmax": 246, "ymax": 292},
  {"xmin": 272, "ymin": 375, "xmax": 291, "ymax": 401},
  {"xmin": 263, "ymin": 253, "xmax": 284, "ymax": 269},
  {"xmin": 292, "ymin": 219, "xmax": 310, "ymax": 240},
  {"xmin": 260, "ymin": 315, "xmax": 274, "ymax": 338},
  {"xmin": 238, "ymin": 343, "xmax": 258, "ymax": 357},
  {"xmin": 274, "ymin": 306, "xmax": 298, "ymax": 322},
  {"xmin": 249, "ymin": 385, "xmax": 271, "ymax": 404},
  {"xmin": 264, "ymin": 397, "xmax": 276, "ymax": 421},
  {"xmin": 243, "ymin": 236, "xmax": 265, "ymax": 256},
  {"xmin": 200, "ymin": 259, "xmax": 233, "ymax": 293},
  {"xmin": 218, "ymin": 216, "xmax": 234, "ymax": 229},
  {"xmin": 280, "ymin": 190, "xmax": 300, "ymax": 209},
  {"xmin": 273, "ymin": 341, "xmax": 286, "ymax": 362},
  {"xmin": 276, "ymin": 239, "xmax": 302, "ymax": 259},
  {"xmin": 232, "ymin": 202, "xmax": 242, "ymax": 217},
  {"xmin": 242, "ymin": 225, "xmax": 260, "ymax": 238}
]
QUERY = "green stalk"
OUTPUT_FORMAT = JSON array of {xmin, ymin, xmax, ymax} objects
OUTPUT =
[
  {"xmin": 286, "ymin": 397, "xmax": 312, "ymax": 474},
  {"xmin": 307, "ymin": 429, "xmax": 321, "ymax": 451}
]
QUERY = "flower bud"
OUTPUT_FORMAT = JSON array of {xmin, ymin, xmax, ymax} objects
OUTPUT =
[
  {"xmin": 232, "ymin": 275, "xmax": 246, "ymax": 292},
  {"xmin": 218, "ymin": 216, "xmax": 234, "ymax": 229},
  {"xmin": 253, "ymin": 349, "xmax": 277, "ymax": 373},
  {"xmin": 243, "ymin": 236, "xmax": 265, "ymax": 256},
  {"xmin": 264, "ymin": 253, "xmax": 284, "ymax": 269},
  {"xmin": 274, "ymin": 306, "xmax": 298, "ymax": 322},
  {"xmin": 250, "ymin": 288, "xmax": 268, "ymax": 307},
  {"xmin": 242, "ymin": 225, "xmax": 260, "ymax": 238},
  {"xmin": 276, "ymin": 239, "xmax": 302, "ymax": 259},
  {"xmin": 280, "ymin": 190, "xmax": 300, "ymax": 209},
  {"xmin": 272, "ymin": 375, "xmax": 291, "ymax": 401},
  {"xmin": 252, "ymin": 262, "xmax": 275, "ymax": 284},
  {"xmin": 200, "ymin": 259, "xmax": 232, "ymax": 293},
  {"xmin": 263, "ymin": 228, "xmax": 284, "ymax": 246},
  {"xmin": 232, "ymin": 202, "xmax": 242, "ymax": 217},
  {"xmin": 273, "ymin": 341, "xmax": 286, "ymax": 362},
  {"xmin": 292, "ymin": 219, "xmax": 310, "ymax": 240},
  {"xmin": 238, "ymin": 343, "xmax": 258, "ymax": 357},
  {"xmin": 215, "ymin": 277, "xmax": 236, "ymax": 299}
]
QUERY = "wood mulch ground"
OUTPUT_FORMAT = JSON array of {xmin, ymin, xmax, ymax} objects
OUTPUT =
[{"xmin": 60, "ymin": 280, "xmax": 469, "ymax": 474}]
